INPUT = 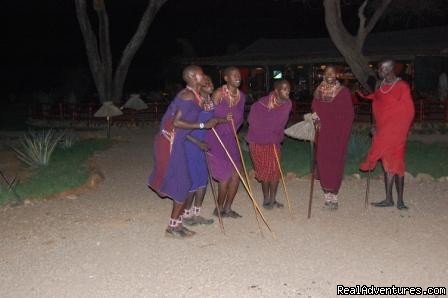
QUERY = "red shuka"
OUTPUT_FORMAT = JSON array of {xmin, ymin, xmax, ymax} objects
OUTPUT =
[{"xmin": 360, "ymin": 80, "xmax": 415, "ymax": 176}]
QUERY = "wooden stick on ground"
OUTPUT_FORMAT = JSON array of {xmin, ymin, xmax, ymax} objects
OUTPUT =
[
  {"xmin": 230, "ymin": 120, "xmax": 263, "ymax": 237},
  {"xmin": 365, "ymin": 167, "xmax": 371, "ymax": 209},
  {"xmin": 308, "ymin": 126, "xmax": 319, "ymax": 219},
  {"xmin": 204, "ymin": 152, "xmax": 225, "ymax": 234},
  {"xmin": 211, "ymin": 128, "xmax": 275, "ymax": 237},
  {"xmin": 273, "ymin": 145, "xmax": 293, "ymax": 218}
]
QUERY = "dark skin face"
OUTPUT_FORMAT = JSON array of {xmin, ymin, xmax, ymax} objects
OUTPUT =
[
  {"xmin": 323, "ymin": 67, "xmax": 337, "ymax": 85},
  {"xmin": 224, "ymin": 69, "xmax": 241, "ymax": 90},
  {"xmin": 200, "ymin": 76, "xmax": 214, "ymax": 96},
  {"xmin": 274, "ymin": 82, "xmax": 291, "ymax": 101},
  {"xmin": 378, "ymin": 61, "xmax": 396, "ymax": 82}
]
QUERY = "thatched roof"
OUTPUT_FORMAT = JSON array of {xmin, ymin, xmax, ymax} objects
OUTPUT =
[
  {"xmin": 94, "ymin": 101, "xmax": 123, "ymax": 118},
  {"xmin": 183, "ymin": 26, "xmax": 448, "ymax": 66},
  {"xmin": 122, "ymin": 94, "xmax": 148, "ymax": 110}
]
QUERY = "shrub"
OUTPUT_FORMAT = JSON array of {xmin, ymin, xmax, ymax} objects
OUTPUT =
[
  {"xmin": 11, "ymin": 129, "xmax": 65, "ymax": 168},
  {"xmin": 59, "ymin": 129, "xmax": 78, "ymax": 149}
]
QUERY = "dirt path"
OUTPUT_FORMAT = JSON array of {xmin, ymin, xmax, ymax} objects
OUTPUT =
[{"xmin": 1, "ymin": 127, "xmax": 447, "ymax": 297}]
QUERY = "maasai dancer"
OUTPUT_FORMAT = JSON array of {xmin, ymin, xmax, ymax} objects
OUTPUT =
[
  {"xmin": 205, "ymin": 67, "xmax": 246, "ymax": 218},
  {"xmin": 360, "ymin": 59, "xmax": 415, "ymax": 209},
  {"xmin": 312, "ymin": 66, "xmax": 354, "ymax": 209},
  {"xmin": 247, "ymin": 79, "xmax": 292, "ymax": 209},
  {"xmin": 183, "ymin": 75, "xmax": 216, "ymax": 226},
  {"xmin": 148, "ymin": 65, "xmax": 223, "ymax": 238}
]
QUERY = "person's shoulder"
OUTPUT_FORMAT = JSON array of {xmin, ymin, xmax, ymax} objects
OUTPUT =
[
  {"xmin": 211, "ymin": 87, "xmax": 224, "ymax": 104},
  {"xmin": 177, "ymin": 88, "xmax": 195, "ymax": 101},
  {"xmin": 397, "ymin": 79, "xmax": 410, "ymax": 89}
]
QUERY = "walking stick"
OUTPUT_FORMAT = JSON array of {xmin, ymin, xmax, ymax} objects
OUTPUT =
[
  {"xmin": 365, "ymin": 166, "xmax": 371, "ymax": 208},
  {"xmin": 307, "ymin": 125, "xmax": 319, "ymax": 219},
  {"xmin": 273, "ymin": 145, "xmax": 293, "ymax": 218},
  {"xmin": 204, "ymin": 152, "xmax": 225, "ymax": 234},
  {"xmin": 212, "ymin": 128, "xmax": 275, "ymax": 237},
  {"xmin": 230, "ymin": 120, "xmax": 264, "ymax": 237}
]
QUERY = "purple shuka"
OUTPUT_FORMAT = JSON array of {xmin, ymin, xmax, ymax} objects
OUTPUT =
[
  {"xmin": 148, "ymin": 95, "xmax": 202, "ymax": 203},
  {"xmin": 185, "ymin": 108, "xmax": 214, "ymax": 192},
  {"xmin": 246, "ymin": 94, "xmax": 292, "ymax": 145},
  {"xmin": 205, "ymin": 89, "xmax": 246, "ymax": 182}
]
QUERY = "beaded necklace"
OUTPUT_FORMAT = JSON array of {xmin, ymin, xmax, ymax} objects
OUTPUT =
[
  {"xmin": 222, "ymin": 84, "xmax": 240, "ymax": 107},
  {"xmin": 379, "ymin": 77, "xmax": 400, "ymax": 94},
  {"xmin": 317, "ymin": 80, "xmax": 341, "ymax": 102}
]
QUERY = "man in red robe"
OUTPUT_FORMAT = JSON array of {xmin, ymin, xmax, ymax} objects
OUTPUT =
[{"xmin": 360, "ymin": 60, "xmax": 415, "ymax": 209}]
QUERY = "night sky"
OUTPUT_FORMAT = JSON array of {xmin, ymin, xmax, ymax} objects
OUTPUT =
[{"xmin": 2, "ymin": 0, "xmax": 447, "ymax": 96}]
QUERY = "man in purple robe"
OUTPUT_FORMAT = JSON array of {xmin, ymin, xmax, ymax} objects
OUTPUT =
[
  {"xmin": 148, "ymin": 65, "xmax": 223, "ymax": 238},
  {"xmin": 205, "ymin": 67, "xmax": 246, "ymax": 218}
]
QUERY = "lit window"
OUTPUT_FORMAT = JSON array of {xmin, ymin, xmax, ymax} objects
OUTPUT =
[{"xmin": 273, "ymin": 70, "xmax": 282, "ymax": 79}]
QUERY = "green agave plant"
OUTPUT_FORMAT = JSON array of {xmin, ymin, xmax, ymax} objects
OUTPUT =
[
  {"xmin": 59, "ymin": 129, "xmax": 78, "ymax": 149},
  {"xmin": 12, "ymin": 129, "xmax": 65, "ymax": 168}
]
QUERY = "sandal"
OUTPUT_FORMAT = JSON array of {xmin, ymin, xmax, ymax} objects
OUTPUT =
[
  {"xmin": 193, "ymin": 215, "xmax": 214, "ymax": 225},
  {"xmin": 165, "ymin": 226, "xmax": 190, "ymax": 238},
  {"xmin": 271, "ymin": 201, "xmax": 284, "ymax": 208},
  {"xmin": 224, "ymin": 209, "xmax": 242, "ymax": 218},
  {"xmin": 182, "ymin": 216, "xmax": 197, "ymax": 226},
  {"xmin": 263, "ymin": 201, "xmax": 274, "ymax": 209}
]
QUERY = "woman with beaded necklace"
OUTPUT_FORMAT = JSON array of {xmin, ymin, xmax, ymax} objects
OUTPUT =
[
  {"xmin": 312, "ymin": 65, "xmax": 354, "ymax": 209},
  {"xmin": 359, "ymin": 59, "xmax": 415, "ymax": 210},
  {"xmin": 205, "ymin": 67, "xmax": 246, "ymax": 218}
]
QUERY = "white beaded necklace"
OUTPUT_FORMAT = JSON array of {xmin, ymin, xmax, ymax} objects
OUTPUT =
[{"xmin": 379, "ymin": 77, "xmax": 400, "ymax": 94}]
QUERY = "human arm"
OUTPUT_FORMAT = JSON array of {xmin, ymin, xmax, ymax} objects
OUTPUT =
[
  {"xmin": 186, "ymin": 135, "xmax": 209, "ymax": 151},
  {"xmin": 173, "ymin": 109, "xmax": 225, "ymax": 130}
]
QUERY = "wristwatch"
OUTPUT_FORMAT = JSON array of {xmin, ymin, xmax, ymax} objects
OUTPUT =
[{"xmin": 199, "ymin": 122, "xmax": 205, "ymax": 129}]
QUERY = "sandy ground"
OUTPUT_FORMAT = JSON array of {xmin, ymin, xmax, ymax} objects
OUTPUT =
[{"xmin": 1, "ymin": 127, "xmax": 447, "ymax": 298}]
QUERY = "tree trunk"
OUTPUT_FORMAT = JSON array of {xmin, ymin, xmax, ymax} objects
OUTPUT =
[
  {"xmin": 75, "ymin": 0, "xmax": 167, "ymax": 103},
  {"xmin": 323, "ymin": 0, "xmax": 391, "ymax": 92},
  {"xmin": 75, "ymin": 0, "xmax": 107, "ymax": 103}
]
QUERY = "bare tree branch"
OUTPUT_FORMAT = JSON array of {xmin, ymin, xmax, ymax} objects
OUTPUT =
[
  {"xmin": 112, "ymin": 0, "xmax": 168, "ymax": 102},
  {"xmin": 365, "ymin": 0, "xmax": 391, "ymax": 33},
  {"xmin": 357, "ymin": 0, "xmax": 368, "ymax": 37},
  {"xmin": 74, "ymin": 0, "xmax": 106, "ymax": 102}
]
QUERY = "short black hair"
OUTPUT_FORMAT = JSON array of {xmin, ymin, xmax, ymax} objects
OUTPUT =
[
  {"xmin": 223, "ymin": 66, "xmax": 239, "ymax": 77},
  {"xmin": 182, "ymin": 65, "xmax": 201, "ymax": 82},
  {"xmin": 273, "ymin": 79, "xmax": 290, "ymax": 90}
]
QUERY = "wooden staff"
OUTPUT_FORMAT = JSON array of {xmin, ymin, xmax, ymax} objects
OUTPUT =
[
  {"xmin": 273, "ymin": 145, "xmax": 293, "ymax": 218},
  {"xmin": 365, "ymin": 166, "xmax": 371, "ymax": 209},
  {"xmin": 211, "ymin": 128, "xmax": 275, "ymax": 236},
  {"xmin": 308, "ymin": 125, "xmax": 319, "ymax": 219},
  {"xmin": 204, "ymin": 152, "xmax": 225, "ymax": 234},
  {"xmin": 230, "ymin": 120, "xmax": 263, "ymax": 237}
]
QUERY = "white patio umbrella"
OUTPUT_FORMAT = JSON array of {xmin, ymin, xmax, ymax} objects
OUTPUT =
[
  {"xmin": 122, "ymin": 94, "xmax": 148, "ymax": 110},
  {"xmin": 94, "ymin": 101, "xmax": 123, "ymax": 138}
]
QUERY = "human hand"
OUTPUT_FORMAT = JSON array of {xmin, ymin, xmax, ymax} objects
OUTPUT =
[
  {"xmin": 226, "ymin": 113, "xmax": 233, "ymax": 121},
  {"xmin": 198, "ymin": 141, "xmax": 209, "ymax": 151},
  {"xmin": 204, "ymin": 118, "xmax": 219, "ymax": 129}
]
